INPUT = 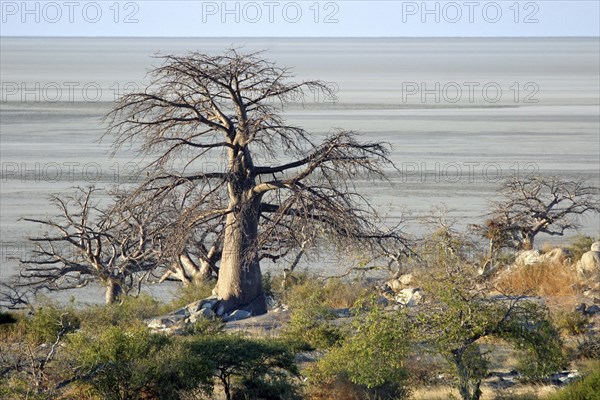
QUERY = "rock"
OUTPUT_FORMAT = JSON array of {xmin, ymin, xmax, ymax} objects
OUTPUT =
[
  {"xmin": 271, "ymin": 304, "xmax": 289, "ymax": 313},
  {"xmin": 186, "ymin": 300, "xmax": 204, "ymax": 314},
  {"xmin": 539, "ymin": 248, "xmax": 569, "ymax": 265},
  {"xmin": 575, "ymin": 303, "xmax": 587, "ymax": 314},
  {"xmin": 585, "ymin": 305, "xmax": 600, "ymax": 316},
  {"xmin": 188, "ymin": 307, "xmax": 215, "ymax": 323},
  {"xmin": 201, "ymin": 296, "xmax": 219, "ymax": 309},
  {"xmin": 223, "ymin": 309, "xmax": 252, "ymax": 322},
  {"xmin": 591, "ymin": 242, "xmax": 600, "ymax": 252},
  {"xmin": 155, "ymin": 325, "xmax": 187, "ymax": 335},
  {"xmin": 187, "ymin": 296, "xmax": 219, "ymax": 314},
  {"xmin": 576, "ymin": 251, "xmax": 600, "ymax": 280},
  {"xmin": 377, "ymin": 296, "xmax": 390, "ymax": 307},
  {"xmin": 395, "ymin": 288, "xmax": 423, "ymax": 307},
  {"xmin": 331, "ymin": 308, "xmax": 351, "ymax": 318},
  {"xmin": 515, "ymin": 250, "xmax": 541, "ymax": 266},
  {"xmin": 170, "ymin": 306, "xmax": 191, "ymax": 319},
  {"xmin": 399, "ymin": 273, "xmax": 414, "ymax": 286},
  {"xmin": 385, "ymin": 279, "xmax": 403, "ymax": 293},
  {"xmin": 550, "ymin": 370, "xmax": 580, "ymax": 386},
  {"xmin": 384, "ymin": 274, "xmax": 414, "ymax": 294},
  {"xmin": 147, "ymin": 317, "xmax": 177, "ymax": 330},
  {"xmin": 224, "ymin": 311, "xmax": 291, "ymax": 335}
]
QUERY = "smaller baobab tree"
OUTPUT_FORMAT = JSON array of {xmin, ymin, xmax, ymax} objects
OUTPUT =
[
  {"xmin": 485, "ymin": 176, "xmax": 600, "ymax": 251},
  {"xmin": 18, "ymin": 187, "xmax": 164, "ymax": 304}
]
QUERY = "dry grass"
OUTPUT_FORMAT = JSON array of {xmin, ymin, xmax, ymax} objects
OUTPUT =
[
  {"xmin": 411, "ymin": 385, "xmax": 558, "ymax": 400},
  {"xmin": 282, "ymin": 275, "xmax": 369, "ymax": 310},
  {"xmin": 496, "ymin": 261, "xmax": 580, "ymax": 299},
  {"xmin": 306, "ymin": 378, "xmax": 407, "ymax": 400}
]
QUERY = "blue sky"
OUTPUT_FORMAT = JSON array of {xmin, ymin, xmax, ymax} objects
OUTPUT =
[{"xmin": 1, "ymin": 1, "xmax": 599, "ymax": 37}]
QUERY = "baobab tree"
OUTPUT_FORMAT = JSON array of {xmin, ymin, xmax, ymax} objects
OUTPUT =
[
  {"xmin": 487, "ymin": 176, "xmax": 600, "ymax": 250},
  {"xmin": 105, "ymin": 49, "xmax": 406, "ymax": 316},
  {"xmin": 18, "ymin": 187, "xmax": 164, "ymax": 304}
]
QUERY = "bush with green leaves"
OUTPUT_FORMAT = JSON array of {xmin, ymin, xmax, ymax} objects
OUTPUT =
[
  {"xmin": 553, "ymin": 309, "xmax": 590, "ymax": 336},
  {"xmin": 416, "ymin": 268, "xmax": 565, "ymax": 400},
  {"xmin": 567, "ymin": 235, "xmax": 599, "ymax": 263},
  {"xmin": 575, "ymin": 335, "xmax": 600, "ymax": 360},
  {"xmin": 68, "ymin": 325, "xmax": 213, "ymax": 400},
  {"xmin": 282, "ymin": 278, "xmax": 345, "ymax": 349},
  {"xmin": 0, "ymin": 306, "xmax": 80, "ymax": 399},
  {"xmin": 546, "ymin": 363, "xmax": 600, "ymax": 400},
  {"xmin": 75, "ymin": 294, "xmax": 164, "ymax": 328},
  {"xmin": 184, "ymin": 314, "xmax": 225, "ymax": 336},
  {"xmin": 188, "ymin": 334, "xmax": 301, "ymax": 400},
  {"xmin": 308, "ymin": 296, "xmax": 412, "ymax": 400},
  {"xmin": 27, "ymin": 305, "xmax": 80, "ymax": 344},
  {"xmin": 498, "ymin": 302, "xmax": 566, "ymax": 381}
]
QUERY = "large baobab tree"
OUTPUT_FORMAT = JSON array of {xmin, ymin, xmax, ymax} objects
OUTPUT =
[
  {"xmin": 487, "ymin": 176, "xmax": 600, "ymax": 250},
  {"xmin": 106, "ymin": 49, "xmax": 406, "ymax": 316},
  {"xmin": 18, "ymin": 187, "xmax": 163, "ymax": 304}
]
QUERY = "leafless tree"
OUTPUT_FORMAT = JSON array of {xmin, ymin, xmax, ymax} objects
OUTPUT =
[
  {"xmin": 17, "ymin": 187, "xmax": 164, "ymax": 304},
  {"xmin": 104, "ymin": 49, "xmax": 408, "ymax": 315},
  {"xmin": 486, "ymin": 176, "xmax": 600, "ymax": 250}
]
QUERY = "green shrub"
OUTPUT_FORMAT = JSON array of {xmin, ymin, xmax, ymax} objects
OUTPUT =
[
  {"xmin": 567, "ymin": 235, "xmax": 598, "ymax": 263},
  {"xmin": 282, "ymin": 276, "xmax": 362, "ymax": 349},
  {"xmin": 416, "ymin": 270, "xmax": 565, "ymax": 399},
  {"xmin": 282, "ymin": 285, "xmax": 343, "ymax": 349},
  {"xmin": 76, "ymin": 294, "xmax": 163, "ymax": 328},
  {"xmin": 184, "ymin": 314, "xmax": 225, "ymax": 336},
  {"xmin": 553, "ymin": 310, "xmax": 589, "ymax": 336},
  {"xmin": 282, "ymin": 274, "xmax": 368, "ymax": 309},
  {"xmin": 27, "ymin": 305, "xmax": 80, "ymax": 344},
  {"xmin": 0, "ymin": 306, "xmax": 79, "ymax": 398},
  {"xmin": 308, "ymin": 296, "xmax": 412, "ymax": 399},
  {"xmin": 68, "ymin": 325, "xmax": 213, "ymax": 400},
  {"xmin": 575, "ymin": 335, "xmax": 600, "ymax": 360},
  {"xmin": 0, "ymin": 376, "xmax": 50, "ymax": 400},
  {"xmin": 507, "ymin": 309, "xmax": 566, "ymax": 382},
  {"xmin": 546, "ymin": 364, "xmax": 600, "ymax": 400},
  {"xmin": 188, "ymin": 334, "xmax": 300, "ymax": 400},
  {"xmin": 322, "ymin": 278, "xmax": 369, "ymax": 309}
]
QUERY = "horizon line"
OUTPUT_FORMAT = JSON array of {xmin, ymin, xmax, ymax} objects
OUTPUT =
[{"xmin": 2, "ymin": 35, "xmax": 599, "ymax": 39}]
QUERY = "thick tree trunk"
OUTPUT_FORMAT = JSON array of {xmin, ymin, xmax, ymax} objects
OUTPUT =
[
  {"xmin": 160, "ymin": 254, "xmax": 215, "ymax": 286},
  {"xmin": 105, "ymin": 279, "xmax": 122, "ymax": 305},
  {"xmin": 179, "ymin": 253, "xmax": 214, "ymax": 284},
  {"xmin": 214, "ymin": 195, "xmax": 267, "ymax": 316}
]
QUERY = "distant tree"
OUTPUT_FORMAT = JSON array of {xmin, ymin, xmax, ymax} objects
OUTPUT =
[
  {"xmin": 17, "ymin": 187, "xmax": 163, "ymax": 304},
  {"xmin": 486, "ymin": 176, "xmax": 600, "ymax": 250},
  {"xmin": 105, "ymin": 49, "xmax": 407, "ymax": 316}
]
